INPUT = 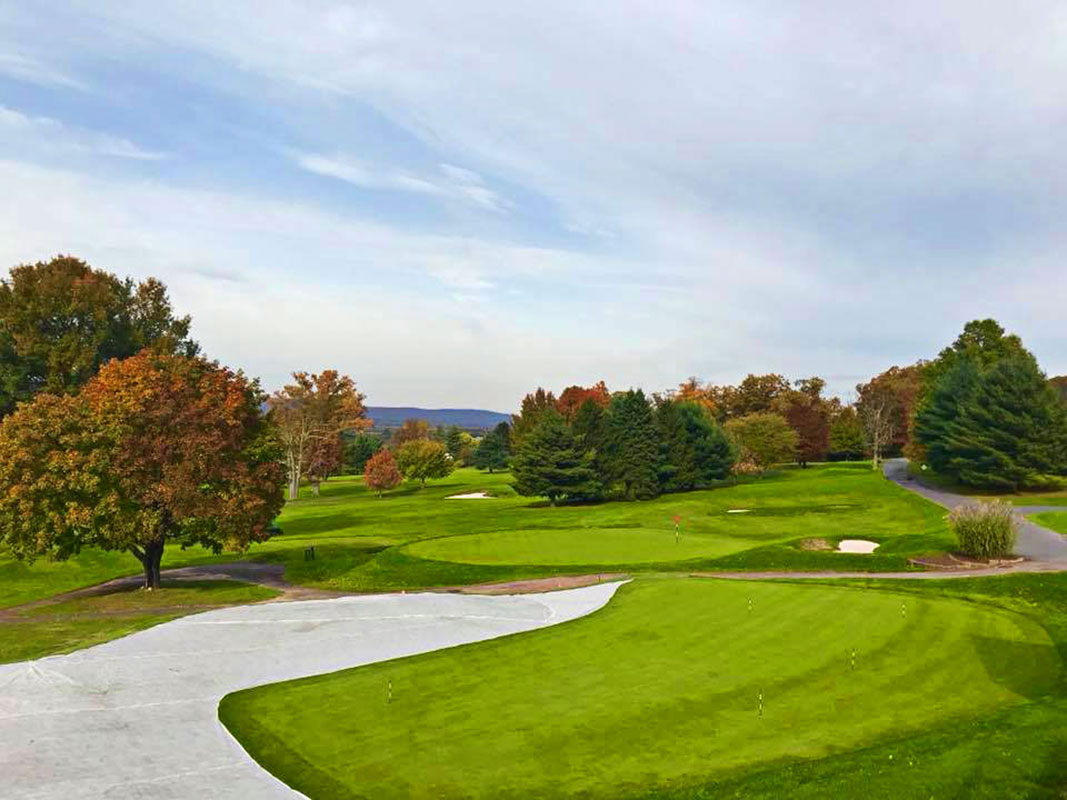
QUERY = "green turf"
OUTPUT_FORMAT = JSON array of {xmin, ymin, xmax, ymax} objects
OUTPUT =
[
  {"xmin": 0, "ymin": 463, "xmax": 953, "ymax": 607},
  {"xmin": 406, "ymin": 527, "xmax": 730, "ymax": 565},
  {"xmin": 220, "ymin": 578, "xmax": 1059, "ymax": 799},
  {"xmin": 0, "ymin": 579, "xmax": 279, "ymax": 663},
  {"xmin": 1030, "ymin": 511, "xmax": 1067, "ymax": 535}
]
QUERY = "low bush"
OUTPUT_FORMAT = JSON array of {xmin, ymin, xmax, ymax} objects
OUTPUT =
[{"xmin": 948, "ymin": 501, "xmax": 1017, "ymax": 559}]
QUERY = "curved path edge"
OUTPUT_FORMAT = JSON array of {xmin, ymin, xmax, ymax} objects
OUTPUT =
[{"xmin": 0, "ymin": 581, "xmax": 625, "ymax": 799}]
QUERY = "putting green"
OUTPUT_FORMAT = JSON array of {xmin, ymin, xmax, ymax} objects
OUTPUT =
[
  {"xmin": 221, "ymin": 579, "xmax": 1061, "ymax": 800},
  {"xmin": 405, "ymin": 527, "xmax": 729, "ymax": 565}
]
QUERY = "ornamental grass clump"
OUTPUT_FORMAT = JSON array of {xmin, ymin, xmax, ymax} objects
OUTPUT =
[{"xmin": 948, "ymin": 501, "xmax": 1017, "ymax": 559}]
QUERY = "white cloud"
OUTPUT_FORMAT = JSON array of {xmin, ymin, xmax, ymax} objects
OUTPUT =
[
  {"xmin": 0, "ymin": 51, "xmax": 85, "ymax": 89},
  {"xmin": 0, "ymin": 106, "xmax": 168, "ymax": 160},
  {"xmin": 294, "ymin": 152, "xmax": 508, "ymax": 212}
]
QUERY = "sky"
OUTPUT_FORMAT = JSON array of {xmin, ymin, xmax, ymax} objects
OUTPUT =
[{"xmin": 1, "ymin": 1, "xmax": 1065, "ymax": 412}]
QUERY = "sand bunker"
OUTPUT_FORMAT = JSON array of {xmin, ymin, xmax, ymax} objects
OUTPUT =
[
  {"xmin": 726, "ymin": 509, "xmax": 751, "ymax": 514},
  {"xmin": 446, "ymin": 492, "xmax": 492, "ymax": 500},
  {"xmin": 837, "ymin": 539, "xmax": 880, "ymax": 554}
]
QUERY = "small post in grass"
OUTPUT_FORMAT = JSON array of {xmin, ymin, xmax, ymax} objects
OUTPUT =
[
  {"xmin": 901, "ymin": 601, "xmax": 907, "ymax": 620},
  {"xmin": 673, "ymin": 514, "xmax": 681, "ymax": 544},
  {"xmin": 757, "ymin": 689, "xmax": 764, "ymax": 718},
  {"xmin": 748, "ymin": 596, "xmax": 753, "ymax": 614},
  {"xmin": 387, "ymin": 678, "xmax": 393, "ymax": 705},
  {"xmin": 850, "ymin": 648, "xmax": 856, "ymax": 671}
]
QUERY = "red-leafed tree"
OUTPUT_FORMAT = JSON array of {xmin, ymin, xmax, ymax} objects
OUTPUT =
[
  {"xmin": 556, "ymin": 381, "xmax": 610, "ymax": 421},
  {"xmin": 364, "ymin": 448, "xmax": 403, "ymax": 497},
  {"xmin": 779, "ymin": 378, "xmax": 832, "ymax": 467},
  {"xmin": 0, "ymin": 352, "xmax": 285, "ymax": 589}
]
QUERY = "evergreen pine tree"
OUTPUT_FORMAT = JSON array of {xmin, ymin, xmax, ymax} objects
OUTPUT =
[
  {"xmin": 512, "ymin": 411, "xmax": 599, "ymax": 504},
  {"xmin": 473, "ymin": 422, "xmax": 511, "ymax": 473},
  {"xmin": 656, "ymin": 399, "xmax": 731, "ymax": 491},
  {"xmin": 917, "ymin": 350, "xmax": 1067, "ymax": 489},
  {"xmin": 603, "ymin": 389, "xmax": 661, "ymax": 499}
]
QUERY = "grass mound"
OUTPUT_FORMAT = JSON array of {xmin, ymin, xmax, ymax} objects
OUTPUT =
[{"xmin": 220, "ymin": 578, "xmax": 1059, "ymax": 799}]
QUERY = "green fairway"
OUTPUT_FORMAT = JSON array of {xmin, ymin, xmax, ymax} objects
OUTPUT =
[
  {"xmin": 406, "ymin": 527, "xmax": 729, "ymax": 565},
  {"xmin": 0, "ymin": 580, "xmax": 279, "ymax": 663},
  {"xmin": 220, "ymin": 578, "xmax": 1059, "ymax": 800},
  {"xmin": 1031, "ymin": 511, "xmax": 1067, "ymax": 535},
  {"xmin": 1, "ymin": 463, "xmax": 953, "ymax": 607}
]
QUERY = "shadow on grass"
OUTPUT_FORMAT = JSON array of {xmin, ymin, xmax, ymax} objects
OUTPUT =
[{"xmin": 971, "ymin": 635, "xmax": 1062, "ymax": 702}]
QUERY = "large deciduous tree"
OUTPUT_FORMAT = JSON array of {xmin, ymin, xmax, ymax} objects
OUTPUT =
[
  {"xmin": 512, "ymin": 410, "xmax": 599, "ymax": 504},
  {"xmin": 829, "ymin": 406, "xmax": 867, "ymax": 461},
  {"xmin": 395, "ymin": 439, "xmax": 454, "ymax": 486},
  {"xmin": 0, "ymin": 352, "xmax": 284, "ymax": 589},
  {"xmin": 556, "ymin": 381, "xmax": 610, "ymax": 421},
  {"xmin": 269, "ymin": 370, "xmax": 369, "ymax": 499},
  {"xmin": 0, "ymin": 255, "xmax": 197, "ymax": 416},
  {"xmin": 392, "ymin": 418, "xmax": 429, "ymax": 447},
  {"xmin": 779, "ymin": 377, "xmax": 832, "ymax": 467},
  {"xmin": 511, "ymin": 388, "xmax": 557, "ymax": 445},
  {"xmin": 603, "ymin": 389, "xmax": 661, "ymax": 499},
  {"xmin": 363, "ymin": 448, "xmax": 403, "ymax": 497},
  {"xmin": 724, "ymin": 412, "xmax": 798, "ymax": 476}
]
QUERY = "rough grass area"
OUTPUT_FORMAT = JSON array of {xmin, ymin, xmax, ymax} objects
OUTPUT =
[
  {"xmin": 0, "ymin": 463, "xmax": 952, "ymax": 607},
  {"xmin": 220, "ymin": 578, "xmax": 1059, "ymax": 800},
  {"xmin": 1031, "ymin": 511, "xmax": 1067, "ymax": 535},
  {"xmin": 0, "ymin": 580, "xmax": 279, "ymax": 663}
]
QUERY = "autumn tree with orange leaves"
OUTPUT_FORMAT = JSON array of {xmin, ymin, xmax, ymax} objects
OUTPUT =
[
  {"xmin": 0, "ymin": 352, "xmax": 285, "ymax": 589},
  {"xmin": 556, "ymin": 381, "xmax": 610, "ymax": 421},
  {"xmin": 364, "ymin": 448, "xmax": 403, "ymax": 497},
  {"xmin": 269, "ymin": 370, "xmax": 370, "ymax": 499}
]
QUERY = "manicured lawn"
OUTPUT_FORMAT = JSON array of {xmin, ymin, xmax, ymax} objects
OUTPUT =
[
  {"xmin": 0, "ymin": 462, "xmax": 951, "ymax": 605},
  {"xmin": 0, "ymin": 463, "xmax": 953, "ymax": 607},
  {"xmin": 220, "ymin": 577, "xmax": 1059, "ymax": 800},
  {"xmin": 1031, "ymin": 511, "xmax": 1067, "ymax": 535},
  {"xmin": 0, "ymin": 580, "xmax": 279, "ymax": 663},
  {"xmin": 406, "ymin": 527, "xmax": 729, "ymax": 565}
]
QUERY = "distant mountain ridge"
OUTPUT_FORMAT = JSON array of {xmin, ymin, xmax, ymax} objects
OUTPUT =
[{"xmin": 366, "ymin": 406, "xmax": 510, "ymax": 430}]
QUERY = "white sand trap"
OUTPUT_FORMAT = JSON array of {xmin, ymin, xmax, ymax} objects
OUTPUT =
[
  {"xmin": 446, "ymin": 491, "xmax": 492, "ymax": 499},
  {"xmin": 837, "ymin": 539, "xmax": 880, "ymax": 554},
  {"xmin": 726, "ymin": 509, "xmax": 751, "ymax": 514}
]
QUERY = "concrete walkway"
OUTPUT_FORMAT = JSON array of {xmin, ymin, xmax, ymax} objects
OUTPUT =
[
  {"xmin": 0, "ymin": 582, "xmax": 622, "ymax": 800},
  {"xmin": 884, "ymin": 458, "xmax": 1067, "ymax": 562}
]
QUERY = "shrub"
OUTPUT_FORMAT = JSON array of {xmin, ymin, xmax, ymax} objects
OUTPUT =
[{"xmin": 948, "ymin": 501, "xmax": 1017, "ymax": 559}]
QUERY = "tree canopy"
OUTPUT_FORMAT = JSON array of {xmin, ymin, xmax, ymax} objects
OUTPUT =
[
  {"xmin": 724, "ymin": 412, "xmax": 798, "ymax": 475},
  {"xmin": 656, "ymin": 399, "xmax": 733, "ymax": 491},
  {"xmin": 512, "ymin": 410, "xmax": 599, "ymax": 504},
  {"xmin": 474, "ymin": 421, "xmax": 511, "ymax": 472},
  {"xmin": 603, "ymin": 390, "xmax": 661, "ymax": 500},
  {"xmin": 269, "ymin": 370, "xmax": 369, "ymax": 499},
  {"xmin": 395, "ymin": 439, "xmax": 454, "ymax": 486},
  {"xmin": 0, "ymin": 255, "xmax": 197, "ymax": 416},
  {"xmin": 0, "ymin": 352, "xmax": 284, "ymax": 588},
  {"xmin": 916, "ymin": 342, "xmax": 1067, "ymax": 490},
  {"xmin": 364, "ymin": 448, "xmax": 403, "ymax": 497}
]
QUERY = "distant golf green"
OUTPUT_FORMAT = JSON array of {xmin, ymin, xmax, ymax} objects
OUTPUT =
[
  {"xmin": 406, "ymin": 527, "xmax": 728, "ymax": 565},
  {"xmin": 221, "ymin": 578, "xmax": 1059, "ymax": 800}
]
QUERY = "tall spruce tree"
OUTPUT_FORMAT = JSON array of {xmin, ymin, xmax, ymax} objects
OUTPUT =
[
  {"xmin": 915, "ymin": 321, "xmax": 1067, "ymax": 489},
  {"xmin": 512, "ymin": 410, "xmax": 599, "ymax": 504},
  {"xmin": 656, "ymin": 399, "xmax": 733, "ymax": 491},
  {"xmin": 917, "ymin": 350, "xmax": 1067, "ymax": 489},
  {"xmin": 603, "ymin": 389, "xmax": 661, "ymax": 499},
  {"xmin": 474, "ymin": 421, "xmax": 511, "ymax": 473}
]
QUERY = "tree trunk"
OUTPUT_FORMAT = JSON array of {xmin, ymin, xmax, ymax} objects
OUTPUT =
[
  {"xmin": 133, "ymin": 538, "xmax": 165, "ymax": 590},
  {"xmin": 311, "ymin": 479, "xmax": 320, "ymax": 497},
  {"xmin": 289, "ymin": 475, "xmax": 300, "ymax": 500}
]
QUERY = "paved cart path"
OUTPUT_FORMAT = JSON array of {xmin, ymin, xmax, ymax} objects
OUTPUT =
[
  {"xmin": 883, "ymin": 458, "xmax": 1067, "ymax": 562},
  {"xmin": 0, "ymin": 583, "xmax": 622, "ymax": 800}
]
